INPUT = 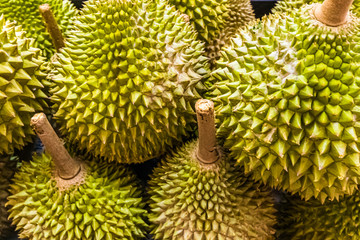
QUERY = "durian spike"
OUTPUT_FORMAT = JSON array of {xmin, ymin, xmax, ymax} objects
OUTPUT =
[
  {"xmin": 195, "ymin": 99, "xmax": 219, "ymax": 164},
  {"xmin": 30, "ymin": 113, "xmax": 81, "ymax": 180},
  {"xmin": 39, "ymin": 4, "xmax": 65, "ymax": 51},
  {"xmin": 314, "ymin": 0, "xmax": 354, "ymax": 26}
]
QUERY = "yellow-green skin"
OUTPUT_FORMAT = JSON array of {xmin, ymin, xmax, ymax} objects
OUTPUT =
[
  {"xmin": 51, "ymin": 0, "xmax": 209, "ymax": 163},
  {"xmin": 6, "ymin": 153, "xmax": 148, "ymax": 240},
  {"xmin": 273, "ymin": 0, "xmax": 360, "ymax": 16},
  {"xmin": 148, "ymin": 140, "xmax": 276, "ymax": 239},
  {"xmin": 0, "ymin": 16, "xmax": 48, "ymax": 155},
  {"xmin": 0, "ymin": 155, "xmax": 17, "ymax": 239},
  {"xmin": 210, "ymin": 5, "xmax": 360, "ymax": 202},
  {"xmin": 0, "ymin": 0, "xmax": 77, "ymax": 59},
  {"xmin": 277, "ymin": 192, "xmax": 360, "ymax": 239}
]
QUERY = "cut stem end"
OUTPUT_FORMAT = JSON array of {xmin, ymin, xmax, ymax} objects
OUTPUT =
[{"xmin": 313, "ymin": 0, "xmax": 354, "ymax": 27}]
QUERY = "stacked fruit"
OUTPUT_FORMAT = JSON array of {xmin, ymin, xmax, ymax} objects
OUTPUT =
[{"xmin": 1, "ymin": 0, "xmax": 359, "ymax": 239}]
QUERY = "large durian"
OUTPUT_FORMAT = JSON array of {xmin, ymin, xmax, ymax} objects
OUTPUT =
[
  {"xmin": 276, "ymin": 192, "xmax": 360, "ymax": 239},
  {"xmin": 6, "ymin": 113, "xmax": 148, "ymax": 239},
  {"xmin": 50, "ymin": 0, "xmax": 209, "ymax": 163},
  {"xmin": 0, "ymin": 0, "xmax": 76, "ymax": 59},
  {"xmin": 273, "ymin": 0, "xmax": 360, "ymax": 16},
  {"xmin": 148, "ymin": 99, "xmax": 276, "ymax": 239},
  {"xmin": 0, "ymin": 16, "xmax": 48, "ymax": 155},
  {"xmin": 210, "ymin": 0, "xmax": 360, "ymax": 202},
  {"xmin": 0, "ymin": 155, "xmax": 17, "ymax": 239},
  {"xmin": 169, "ymin": 0, "xmax": 255, "ymax": 62}
]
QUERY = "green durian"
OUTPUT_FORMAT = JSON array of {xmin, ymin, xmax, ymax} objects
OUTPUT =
[
  {"xmin": 169, "ymin": 0, "xmax": 255, "ymax": 62},
  {"xmin": 6, "ymin": 114, "xmax": 148, "ymax": 240},
  {"xmin": 50, "ymin": 0, "xmax": 209, "ymax": 164},
  {"xmin": 210, "ymin": 1, "xmax": 360, "ymax": 202},
  {"xmin": 148, "ymin": 100, "xmax": 276, "ymax": 240},
  {"xmin": 276, "ymin": 192, "xmax": 360, "ymax": 239},
  {"xmin": 273, "ymin": 0, "xmax": 360, "ymax": 16},
  {"xmin": 0, "ymin": 16, "xmax": 48, "ymax": 155},
  {"xmin": 0, "ymin": 155, "xmax": 17, "ymax": 239},
  {"xmin": 0, "ymin": 0, "xmax": 76, "ymax": 59}
]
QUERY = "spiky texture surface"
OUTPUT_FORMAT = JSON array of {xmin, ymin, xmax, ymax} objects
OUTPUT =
[
  {"xmin": 50, "ymin": 0, "xmax": 209, "ymax": 163},
  {"xmin": 273, "ymin": 0, "xmax": 360, "ymax": 16},
  {"xmin": 210, "ymin": 6, "xmax": 360, "ymax": 202},
  {"xmin": 206, "ymin": 0, "xmax": 255, "ymax": 62},
  {"xmin": 0, "ymin": 0, "xmax": 76, "ymax": 59},
  {"xmin": 0, "ymin": 155, "xmax": 17, "ymax": 239},
  {"xmin": 277, "ymin": 192, "xmax": 360, "ymax": 240},
  {"xmin": 0, "ymin": 16, "xmax": 48, "ymax": 155},
  {"xmin": 169, "ymin": 0, "xmax": 254, "ymax": 63},
  {"xmin": 148, "ymin": 140, "xmax": 276, "ymax": 239},
  {"xmin": 6, "ymin": 153, "xmax": 148, "ymax": 240}
]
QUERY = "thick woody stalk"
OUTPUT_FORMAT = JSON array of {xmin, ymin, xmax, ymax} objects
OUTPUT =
[
  {"xmin": 30, "ymin": 113, "xmax": 80, "ymax": 180},
  {"xmin": 314, "ymin": 0, "xmax": 354, "ymax": 26},
  {"xmin": 39, "ymin": 4, "xmax": 65, "ymax": 51},
  {"xmin": 196, "ymin": 99, "xmax": 218, "ymax": 164}
]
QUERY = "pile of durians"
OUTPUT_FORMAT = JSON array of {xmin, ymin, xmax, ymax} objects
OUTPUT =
[{"xmin": 0, "ymin": 0, "xmax": 359, "ymax": 239}]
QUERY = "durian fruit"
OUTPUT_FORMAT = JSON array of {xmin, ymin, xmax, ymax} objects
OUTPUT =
[
  {"xmin": 6, "ymin": 113, "xmax": 148, "ymax": 239},
  {"xmin": 0, "ymin": 155, "xmax": 17, "ymax": 239},
  {"xmin": 148, "ymin": 99, "xmax": 276, "ymax": 239},
  {"xmin": 210, "ymin": 0, "xmax": 360, "ymax": 202},
  {"xmin": 0, "ymin": 16, "xmax": 48, "ymax": 155},
  {"xmin": 0, "ymin": 0, "xmax": 76, "ymax": 59},
  {"xmin": 169, "ymin": 0, "xmax": 255, "ymax": 63},
  {"xmin": 276, "ymin": 192, "xmax": 360, "ymax": 239},
  {"xmin": 273, "ymin": 0, "xmax": 360, "ymax": 16},
  {"xmin": 50, "ymin": 0, "xmax": 209, "ymax": 163}
]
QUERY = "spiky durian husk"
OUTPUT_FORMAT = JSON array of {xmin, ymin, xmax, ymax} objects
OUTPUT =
[
  {"xmin": 210, "ymin": 5, "xmax": 360, "ymax": 202},
  {"xmin": 276, "ymin": 192, "xmax": 360, "ymax": 240},
  {"xmin": 6, "ymin": 153, "xmax": 148, "ymax": 240},
  {"xmin": 206, "ymin": 0, "xmax": 255, "ymax": 62},
  {"xmin": 50, "ymin": 0, "xmax": 209, "ymax": 164},
  {"xmin": 148, "ymin": 140, "xmax": 276, "ymax": 239},
  {"xmin": 0, "ymin": 16, "xmax": 48, "ymax": 155},
  {"xmin": 273, "ymin": 0, "xmax": 360, "ymax": 16},
  {"xmin": 0, "ymin": 0, "xmax": 76, "ymax": 59},
  {"xmin": 0, "ymin": 155, "xmax": 17, "ymax": 239}
]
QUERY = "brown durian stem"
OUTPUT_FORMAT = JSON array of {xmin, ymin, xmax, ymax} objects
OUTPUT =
[
  {"xmin": 30, "ymin": 113, "xmax": 81, "ymax": 180},
  {"xmin": 39, "ymin": 4, "xmax": 65, "ymax": 51},
  {"xmin": 314, "ymin": 0, "xmax": 354, "ymax": 26},
  {"xmin": 196, "ymin": 99, "xmax": 219, "ymax": 164}
]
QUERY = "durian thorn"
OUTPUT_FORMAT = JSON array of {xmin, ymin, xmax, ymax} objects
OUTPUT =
[
  {"xmin": 30, "ymin": 113, "xmax": 81, "ymax": 180},
  {"xmin": 195, "ymin": 99, "xmax": 219, "ymax": 164},
  {"xmin": 314, "ymin": 0, "xmax": 354, "ymax": 27},
  {"xmin": 39, "ymin": 4, "xmax": 65, "ymax": 52}
]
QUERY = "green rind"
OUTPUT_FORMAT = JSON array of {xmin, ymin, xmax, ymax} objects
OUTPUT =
[
  {"xmin": 0, "ymin": 155, "xmax": 17, "ymax": 239},
  {"xmin": 6, "ymin": 153, "xmax": 148, "ymax": 240},
  {"xmin": 277, "ymin": 192, "xmax": 360, "ymax": 240},
  {"xmin": 148, "ymin": 140, "xmax": 276, "ymax": 239},
  {"xmin": 0, "ymin": 0, "xmax": 77, "ymax": 59},
  {"xmin": 0, "ymin": 16, "xmax": 48, "ymax": 155},
  {"xmin": 210, "ymin": 6, "xmax": 360, "ymax": 202},
  {"xmin": 51, "ymin": 0, "xmax": 209, "ymax": 163}
]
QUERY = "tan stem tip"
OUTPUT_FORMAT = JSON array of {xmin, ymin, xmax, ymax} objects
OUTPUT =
[
  {"xmin": 195, "ymin": 99, "xmax": 219, "ymax": 164},
  {"xmin": 39, "ymin": 3, "xmax": 65, "ymax": 52},
  {"xmin": 31, "ymin": 113, "xmax": 81, "ymax": 180},
  {"xmin": 314, "ymin": 0, "xmax": 354, "ymax": 26}
]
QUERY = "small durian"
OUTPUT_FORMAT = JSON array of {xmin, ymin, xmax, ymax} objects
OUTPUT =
[
  {"xmin": 0, "ymin": 0, "xmax": 76, "ymax": 59},
  {"xmin": 50, "ymin": 0, "xmax": 209, "ymax": 163},
  {"xmin": 6, "ymin": 113, "xmax": 148, "ymax": 239},
  {"xmin": 0, "ymin": 155, "xmax": 17, "ymax": 239},
  {"xmin": 0, "ymin": 16, "xmax": 48, "ymax": 155},
  {"xmin": 210, "ymin": 0, "xmax": 360, "ymax": 202},
  {"xmin": 276, "ymin": 192, "xmax": 360, "ymax": 239},
  {"xmin": 169, "ymin": 0, "xmax": 255, "ymax": 62},
  {"xmin": 148, "ymin": 99, "xmax": 276, "ymax": 239},
  {"xmin": 273, "ymin": 0, "xmax": 360, "ymax": 16}
]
